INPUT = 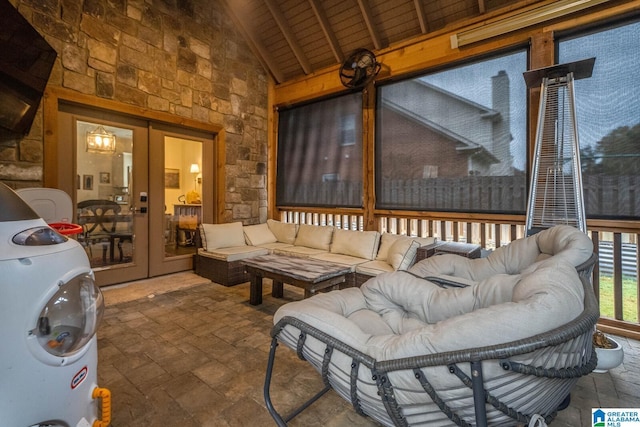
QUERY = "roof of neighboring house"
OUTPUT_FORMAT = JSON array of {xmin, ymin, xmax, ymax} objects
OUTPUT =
[{"xmin": 381, "ymin": 79, "xmax": 502, "ymax": 164}]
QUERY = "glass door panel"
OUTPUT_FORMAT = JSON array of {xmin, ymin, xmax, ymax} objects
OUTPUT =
[
  {"xmin": 76, "ymin": 120, "xmax": 135, "ymax": 269},
  {"xmin": 148, "ymin": 124, "xmax": 211, "ymax": 277},
  {"xmin": 58, "ymin": 105, "xmax": 149, "ymax": 287},
  {"xmin": 164, "ymin": 137, "xmax": 202, "ymax": 257}
]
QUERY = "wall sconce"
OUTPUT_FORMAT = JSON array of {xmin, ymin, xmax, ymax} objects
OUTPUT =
[
  {"xmin": 190, "ymin": 163, "xmax": 200, "ymax": 190},
  {"xmin": 86, "ymin": 125, "xmax": 116, "ymax": 153}
]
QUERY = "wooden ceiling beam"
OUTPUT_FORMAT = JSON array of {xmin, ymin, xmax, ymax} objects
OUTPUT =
[
  {"xmin": 264, "ymin": 0, "xmax": 313, "ymax": 75},
  {"xmin": 308, "ymin": 0, "xmax": 344, "ymax": 64},
  {"xmin": 224, "ymin": 1, "xmax": 285, "ymax": 83},
  {"xmin": 356, "ymin": 0, "xmax": 382, "ymax": 50},
  {"xmin": 413, "ymin": 0, "xmax": 428, "ymax": 34}
]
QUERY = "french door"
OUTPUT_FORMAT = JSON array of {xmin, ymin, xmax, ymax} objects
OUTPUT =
[
  {"xmin": 57, "ymin": 104, "xmax": 213, "ymax": 286},
  {"xmin": 148, "ymin": 123, "xmax": 214, "ymax": 277}
]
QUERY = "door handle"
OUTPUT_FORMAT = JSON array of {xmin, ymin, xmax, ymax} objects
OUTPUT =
[{"xmin": 130, "ymin": 206, "xmax": 147, "ymax": 213}]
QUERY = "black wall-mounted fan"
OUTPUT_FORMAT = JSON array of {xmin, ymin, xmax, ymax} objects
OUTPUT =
[{"xmin": 339, "ymin": 48, "xmax": 381, "ymax": 89}]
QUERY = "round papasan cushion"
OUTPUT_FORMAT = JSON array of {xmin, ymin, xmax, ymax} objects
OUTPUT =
[{"xmin": 272, "ymin": 257, "xmax": 589, "ymax": 426}]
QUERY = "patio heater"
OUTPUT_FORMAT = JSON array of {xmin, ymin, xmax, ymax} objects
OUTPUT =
[{"xmin": 523, "ymin": 57, "xmax": 595, "ymax": 236}]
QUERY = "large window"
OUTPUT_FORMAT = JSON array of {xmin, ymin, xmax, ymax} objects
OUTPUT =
[
  {"xmin": 276, "ymin": 93, "xmax": 363, "ymax": 207},
  {"xmin": 558, "ymin": 19, "xmax": 640, "ymax": 219},
  {"xmin": 375, "ymin": 49, "xmax": 528, "ymax": 213}
]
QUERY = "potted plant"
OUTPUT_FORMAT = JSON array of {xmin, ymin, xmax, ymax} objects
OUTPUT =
[{"xmin": 592, "ymin": 329, "xmax": 624, "ymax": 373}]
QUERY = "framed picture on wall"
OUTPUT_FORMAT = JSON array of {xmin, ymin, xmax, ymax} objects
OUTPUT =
[
  {"xmin": 83, "ymin": 174, "xmax": 93, "ymax": 190},
  {"xmin": 164, "ymin": 168, "xmax": 180, "ymax": 189},
  {"xmin": 100, "ymin": 172, "xmax": 111, "ymax": 184}
]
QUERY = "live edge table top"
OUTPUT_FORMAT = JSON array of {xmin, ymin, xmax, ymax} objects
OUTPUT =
[{"xmin": 241, "ymin": 254, "xmax": 352, "ymax": 305}]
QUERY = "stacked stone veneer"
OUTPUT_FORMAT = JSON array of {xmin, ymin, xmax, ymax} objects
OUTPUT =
[{"xmin": 0, "ymin": 0, "xmax": 268, "ymax": 223}]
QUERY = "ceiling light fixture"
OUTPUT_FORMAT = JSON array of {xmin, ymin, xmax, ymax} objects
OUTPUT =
[
  {"xmin": 450, "ymin": 0, "xmax": 611, "ymax": 49},
  {"xmin": 86, "ymin": 125, "xmax": 116, "ymax": 153}
]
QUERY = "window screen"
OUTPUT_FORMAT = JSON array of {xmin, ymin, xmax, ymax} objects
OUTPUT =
[
  {"xmin": 375, "ymin": 49, "xmax": 528, "ymax": 213},
  {"xmin": 276, "ymin": 93, "xmax": 363, "ymax": 207},
  {"xmin": 558, "ymin": 19, "xmax": 640, "ymax": 219}
]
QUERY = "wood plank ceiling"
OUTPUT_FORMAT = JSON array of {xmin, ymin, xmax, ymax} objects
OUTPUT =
[{"xmin": 224, "ymin": 0, "xmax": 547, "ymax": 84}]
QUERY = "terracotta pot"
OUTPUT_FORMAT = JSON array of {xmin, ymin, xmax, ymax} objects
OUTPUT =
[{"xmin": 594, "ymin": 336, "xmax": 624, "ymax": 373}]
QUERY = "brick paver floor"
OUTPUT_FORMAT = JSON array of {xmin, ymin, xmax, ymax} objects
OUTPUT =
[{"xmin": 99, "ymin": 272, "xmax": 640, "ymax": 426}]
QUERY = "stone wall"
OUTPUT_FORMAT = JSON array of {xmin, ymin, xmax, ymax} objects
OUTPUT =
[{"xmin": 0, "ymin": 0, "xmax": 268, "ymax": 223}]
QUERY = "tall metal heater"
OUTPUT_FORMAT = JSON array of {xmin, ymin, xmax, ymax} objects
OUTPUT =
[{"xmin": 523, "ymin": 57, "xmax": 595, "ymax": 236}]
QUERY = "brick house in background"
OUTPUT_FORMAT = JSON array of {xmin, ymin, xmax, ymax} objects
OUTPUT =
[{"xmin": 378, "ymin": 70, "xmax": 514, "ymax": 180}]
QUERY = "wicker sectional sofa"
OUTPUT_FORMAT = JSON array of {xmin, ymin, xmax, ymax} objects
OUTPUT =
[{"xmin": 194, "ymin": 219, "xmax": 437, "ymax": 287}]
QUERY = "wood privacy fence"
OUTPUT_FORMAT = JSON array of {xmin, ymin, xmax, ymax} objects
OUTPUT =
[
  {"xmin": 584, "ymin": 175, "xmax": 640, "ymax": 217},
  {"xmin": 377, "ymin": 176, "xmax": 527, "ymax": 212},
  {"xmin": 280, "ymin": 175, "xmax": 639, "ymax": 216}
]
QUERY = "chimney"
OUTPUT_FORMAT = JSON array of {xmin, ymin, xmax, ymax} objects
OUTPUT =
[
  {"xmin": 492, "ymin": 70, "xmax": 510, "ymax": 124},
  {"xmin": 490, "ymin": 70, "xmax": 513, "ymax": 174}
]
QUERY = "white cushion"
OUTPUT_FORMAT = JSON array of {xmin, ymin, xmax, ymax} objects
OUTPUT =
[
  {"xmin": 197, "ymin": 247, "xmax": 268, "ymax": 262},
  {"xmin": 310, "ymin": 253, "xmax": 368, "ymax": 270},
  {"xmin": 243, "ymin": 223, "xmax": 277, "ymax": 246},
  {"xmin": 275, "ymin": 258, "xmax": 584, "ymax": 359},
  {"xmin": 410, "ymin": 225, "xmax": 593, "ymax": 281},
  {"xmin": 294, "ymin": 224, "xmax": 334, "ymax": 250},
  {"xmin": 330, "ymin": 229, "xmax": 380, "ymax": 260},
  {"xmin": 356, "ymin": 260, "xmax": 395, "ymax": 276},
  {"xmin": 255, "ymin": 242, "xmax": 295, "ymax": 251},
  {"xmin": 267, "ymin": 219, "xmax": 298, "ymax": 244},
  {"xmin": 388, "ymin": 239, "xmax": 420, "ymax": 270},
  {"xmin": 274, "ymin": 246, "xmax": 327, "ymax": 257},
  {"xmin": 200, "ymin": 222, "xmax": 246, "ymax": 250},
  {"xmin": 376, "ymin": 233, "xmax": 407, "ymax": 261}
]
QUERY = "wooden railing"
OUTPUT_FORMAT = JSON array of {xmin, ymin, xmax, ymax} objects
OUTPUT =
[{"xmin": 277, "ymin": 207, "xmax": 640, "ymax": 340}]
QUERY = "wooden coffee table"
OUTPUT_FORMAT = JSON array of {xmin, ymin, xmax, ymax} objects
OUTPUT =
[{"xmin": 241, "ymin": 254, "xmax": 352, "ymax": 305}]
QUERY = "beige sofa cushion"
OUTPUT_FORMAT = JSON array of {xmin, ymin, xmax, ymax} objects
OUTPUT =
[
  {"xmin": 295, "ymin": 224, "xmax": 334, "ymax": 250},
  {"xmin": 243, "ymin": 223, "xmax": 278, "ymax": 246},
  {"xmin": 331, "ymin": 229, "xmax": 381, "ymax": 260},
  {"xmin": 376, "ymin": 233, "xmax": 406, "ymax": 261},
  {"xmin": 267, "ymin": 219, "xmax": 298, "ymax": 244},
  {"xmin": 356, "ymin": 260, "xmax": 395, "ymax": 276},
  {"xmin": 274, "ymin": 246, "xmax": 327, "ymax": 257},
  {"xmin": 255, "ymin": 241, "xmax": 295, "ymax": 251},
  {"xmin": 388, "ymin": 239, "xmax": 421, "ymax": 270},
  {"xmin": 197, "ymin": 247, "xmax": 268, "ymax": 262},
  {"xmin": 311, "ymin": 253, "xmax": 368, "ymax": 270},
  {"xmin": 200, "ymin": 222, "xmax": 245, "ymax": 250}
]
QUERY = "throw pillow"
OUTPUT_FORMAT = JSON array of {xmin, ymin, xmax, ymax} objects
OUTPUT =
[
  {"xmin": 243, "ymin": 223, "xmax": 278, "ymax": 246},
  {"xmin": 388, "ymin": 239, "xmax": 421, "ymax": 270},
  {"xmin": 200, "ymin": 222, "xmax": 246, "ymax": 250}
]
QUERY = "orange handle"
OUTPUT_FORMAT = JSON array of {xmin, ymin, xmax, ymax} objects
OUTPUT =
[{"xmin": 92, "ymin": 387, "xmax": 112, "ymax": 427}]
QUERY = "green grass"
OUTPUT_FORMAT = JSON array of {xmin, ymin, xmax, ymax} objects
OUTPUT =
[{"xmin": 596, "ymin": 275, "xmax": 638, "ymax": 323}]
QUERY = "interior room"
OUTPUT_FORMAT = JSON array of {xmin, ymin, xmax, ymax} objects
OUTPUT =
[{"xmin": 1, "ymin": 0, "xmax": 639, "ymax": 426}]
